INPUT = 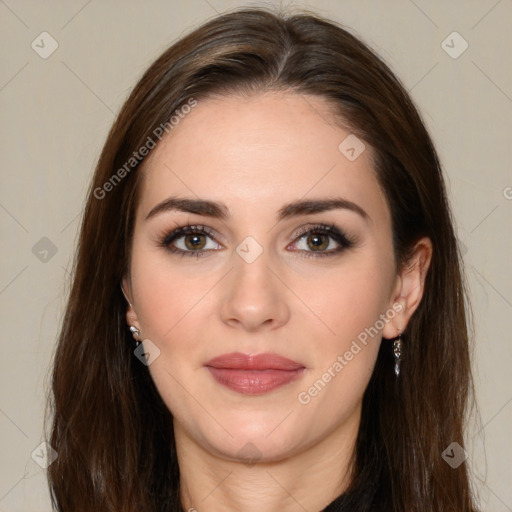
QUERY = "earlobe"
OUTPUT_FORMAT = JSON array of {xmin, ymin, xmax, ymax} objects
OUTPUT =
[
  {"xmin": 382, "ymin": 237, "xmax": 433, "ymax": 338},
  {"xmin": 121, "ymin": 278, "xmax": 141, "ymax": 333}
]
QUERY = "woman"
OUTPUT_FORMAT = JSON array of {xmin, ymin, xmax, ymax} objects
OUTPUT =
[{"xmin": 45, "ymin": 7, "xmax": 480, "ymax": 511}]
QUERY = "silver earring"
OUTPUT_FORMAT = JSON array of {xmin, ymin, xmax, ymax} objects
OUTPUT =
[
  {"xmin": 129, "ymin": 326, "xmax": 141, "ymax": 348},
  {"xmin": 393, "ymin": 334, "xmax": 402, "ymax": 377}
]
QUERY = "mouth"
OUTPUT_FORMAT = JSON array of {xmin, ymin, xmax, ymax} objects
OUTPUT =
[{"xmin": 204, "ymin": 352, "xmax": 306, "ymax": 395}]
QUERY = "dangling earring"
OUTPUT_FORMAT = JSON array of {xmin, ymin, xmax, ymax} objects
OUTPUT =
[
  {"xmin": 393, "ymin": 333, "xmax": 402, "ymax": 377},
  {"xmin": 122, "ymin": 285, "xmax": 141, "ymax": 348},
  {"xmin": 129, "ymin": 325, "xmax": 142, "ymax": 348}
]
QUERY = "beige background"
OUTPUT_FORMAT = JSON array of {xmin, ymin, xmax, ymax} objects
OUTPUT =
[{"xmin": 1, "ymin": 0, "xmax": 511, "ymax": 510}]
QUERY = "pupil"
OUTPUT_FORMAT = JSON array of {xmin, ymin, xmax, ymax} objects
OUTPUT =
[
  {"xmin": 309, "ymin": 234, "xmax": 328, "ymax": 251},
  {"xmin": 186, "ymin": 235, "xmax": 204, "ymax": 250}
]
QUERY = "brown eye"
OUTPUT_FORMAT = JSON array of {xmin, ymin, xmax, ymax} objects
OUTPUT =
[
  {"xmin": 160, "ymin": 224, "xmax": 222, "ymax": 258},
  {"xmin": 306, "ymin": 232, "xmax": 330, "ymax": 252},
  {"xmin": 183, "ymin": 233, "xmax": 207, "ymax": 251},
  {"xmin": 290, "ymin": 224, "xmax": 355, "ymax": 259}
]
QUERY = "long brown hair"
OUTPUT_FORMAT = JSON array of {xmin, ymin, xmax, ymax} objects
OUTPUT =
[{"xmin": 45, "ymin": 6, "xmax": 480, "ymax": 511}]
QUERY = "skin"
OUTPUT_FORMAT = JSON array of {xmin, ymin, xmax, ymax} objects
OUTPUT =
[{"xmin": 123, "ymin": 91, "xmax": 432, "ymax": 512}]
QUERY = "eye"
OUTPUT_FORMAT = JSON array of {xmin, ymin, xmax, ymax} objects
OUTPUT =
[
  {"xmin": 288, "ymin": 223, "xmax": 355, "ymax": 259},
  {"xmin": 158, "ymin": 222, "xmax": 355, "ymax": 259},
  {"xmin": 159, "ymin": 224, "xmax": 222, "ymax": 258}
]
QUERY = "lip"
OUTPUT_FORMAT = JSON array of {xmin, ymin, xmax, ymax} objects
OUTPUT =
[
  {"xmin": 205, "ymin": 352, "xmax": 304, "ymax": 371},
  {"xmin": 204, "ymin": 352, "xmax": 306, "ymax": 395}
]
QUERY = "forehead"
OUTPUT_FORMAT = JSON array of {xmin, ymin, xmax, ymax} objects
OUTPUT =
[{"xmin": 136, "ymin": 91, "xmax": 389, "ymax": 225}]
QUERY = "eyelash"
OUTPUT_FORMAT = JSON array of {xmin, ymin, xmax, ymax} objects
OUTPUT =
[{"xmin": 158, "ymin": 222, "xmax": 355, "ymax": 259}]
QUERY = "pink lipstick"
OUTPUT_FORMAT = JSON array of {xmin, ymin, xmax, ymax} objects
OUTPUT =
[{"xmin": 204, "ymin": 352, "xmax": 306, "ymax": 395}]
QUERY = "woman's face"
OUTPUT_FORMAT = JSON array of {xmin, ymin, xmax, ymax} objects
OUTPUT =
[{"xmin": 124, "ymin": 91, "xmax": 405, "ymax": 463}]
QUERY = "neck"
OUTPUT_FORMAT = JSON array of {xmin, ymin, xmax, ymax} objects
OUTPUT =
[{"xmin": 174, "ymin": 407, "xmax": 360, "ymax": 512}]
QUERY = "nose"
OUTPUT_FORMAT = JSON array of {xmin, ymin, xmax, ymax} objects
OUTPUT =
[{"xmin": 219, "ymin": 246, "xmax": 291, "ymax": 332}]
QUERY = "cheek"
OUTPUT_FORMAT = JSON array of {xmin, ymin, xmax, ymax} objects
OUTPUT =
[
  {"xmin": 295, "ymin": 290, "xmax": 384, "ymax": 419},
  {"xmin": 295, "ymin": 254, "xmax": 393, "ymax": 399},
  {"xmin": 129, "ymin": 245, "xmax": 222, "ymax": 361},
  {"xmin": 131, "ymin": 237, "xmax": 394, "ymax": 350},
  {"xmin": 135, "ymin": 281, "xmax": 206, "ymax": 348},
  {"xmin": 301, "ymin": 257, "xmax": 393, "ymax": 344}
]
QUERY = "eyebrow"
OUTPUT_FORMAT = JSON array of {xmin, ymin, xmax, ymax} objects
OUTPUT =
[{"xmin": 145, "ymin": 196, "xmax": 370, "ymax": 223}]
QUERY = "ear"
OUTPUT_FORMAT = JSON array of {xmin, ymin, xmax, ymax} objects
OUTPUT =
[
  {"xmin": 382, "ymin": 236, "xmax": 433, "ymax": 339},
  {"xmin": 121, "ymin": 275, "xmax": 141, "ymax": 332}
]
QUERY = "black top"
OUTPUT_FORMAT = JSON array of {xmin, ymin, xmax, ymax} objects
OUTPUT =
[
  {"xmin": 320, "ymin": 477, "xmax": 382, "ymax": 512},
  {"xmin": 322, "ymin": 492, "xmax": 352, "ymax": 511}
]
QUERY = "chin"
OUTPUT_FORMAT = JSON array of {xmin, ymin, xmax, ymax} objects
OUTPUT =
[
  {"xmin": 214, "ymin": 432, "xmax": 302, "ymax": 465},
  {"xmin": 185, "ymin": 409, "xmax": 308, "ymax": 461}
]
